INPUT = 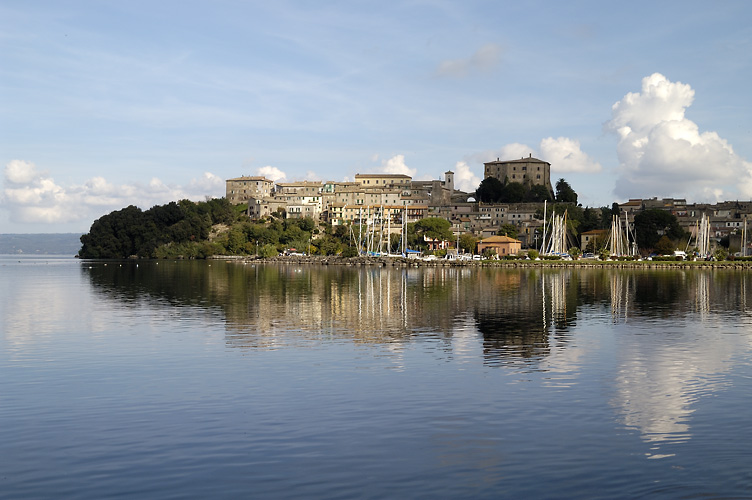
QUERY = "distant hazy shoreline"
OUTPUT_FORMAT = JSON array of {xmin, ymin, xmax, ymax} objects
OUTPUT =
[{"xmin": 0, "ymin": 233, "xmax": 82, "ymax": 255}]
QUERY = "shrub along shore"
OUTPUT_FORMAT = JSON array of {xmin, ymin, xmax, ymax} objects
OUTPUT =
[{"xmin": 211, "ymin": 254, "xmax": 752, "ymax": 269}]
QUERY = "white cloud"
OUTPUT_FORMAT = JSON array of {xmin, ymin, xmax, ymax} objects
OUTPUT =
[
  {"xmin": 5, "ymin": 159, "xmax": 40, "ymax": 185},
  {"xmin": 540, "ymin": 137, "xmax": 602, "ymax": 173},
  {"xmin": 185, "ymin": 172, "xmax": 225, "ymax": 197},
  {"xmin": 473, "ymin": 143, "xmax": 535, "ymax": 165},
  {"xmin": 1, "ymin": 160, "xmax": 226, "ymax": 226},
  {"xmin": 379, "ymin": 154, "xmax": 417, "ymax": 177},
  {"xmin": 436, "ymin": 43, "xmax": 503, "ymax": 78},
  {"xmin": 472, "ymin": 140, "xmax": 600, "ymax": 173},
  {"xmin": 452, "ymin": 161, "xmax": 481, "ymax": 192},
  {"xmin": 606, "ymin": 73, "xmax": 752, "ymax": 201},
  {"xmin": 256, "ymin": 166, "xmax": 287, "ymax": 182}
]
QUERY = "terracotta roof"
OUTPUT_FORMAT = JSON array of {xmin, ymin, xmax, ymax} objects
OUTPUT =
[{"xmin": 480, "ymin": 235, "xmax": 521, "ymax": 243}]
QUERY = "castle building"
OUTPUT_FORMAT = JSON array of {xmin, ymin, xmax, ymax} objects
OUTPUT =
[
  {"xmin": 483, "ymin": 154, "xmax": 553, "ymax": 196},
  {"xmin": 226, "ymin": 176, "xmax": 275, "ymax": 205}
]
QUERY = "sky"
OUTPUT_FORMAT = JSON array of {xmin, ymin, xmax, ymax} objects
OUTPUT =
[{"xmin": 1, "ymin": 1, "xmax": 751, "ymax": 234}]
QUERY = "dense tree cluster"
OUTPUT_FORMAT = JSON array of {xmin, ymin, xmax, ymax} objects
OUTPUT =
[
  {"xmin": 475, "ymin": 178, "xmax": 553, "ymax": 203},
  {"xmin": 632, "ymin": 209, "xmax": 686, "ymax": 250},
  {"xmin": 555, "ymin": 179, "xmax": 577, "ymax": 204},
  {"xmin": 79, "ymin": 200, "xmax": 461, "ymax": 259},
  {"xmin": 79, "ymin": 198, "xmax": 238, "ymax": 259}
]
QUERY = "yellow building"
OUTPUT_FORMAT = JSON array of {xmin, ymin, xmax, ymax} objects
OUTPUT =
[{"xmin": 354, "ymin": 173, "xmax": 412, "ymax": 188}]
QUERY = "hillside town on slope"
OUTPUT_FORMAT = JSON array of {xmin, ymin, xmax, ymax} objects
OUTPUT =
[{"xmin": 226, "ymin": 155, "xmax": 752, "ymax": 256}]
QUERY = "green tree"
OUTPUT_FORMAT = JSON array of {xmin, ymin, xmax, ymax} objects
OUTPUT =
[
  {"xmin": 497, "ymin": 223, "xmax": 519, "ymax": 239},
  {"xmin": 341, "ymin": 246, "xmax": 359, "ymax": 257},
  {"xmin": 226, "ymin": 226, "xmax": 247, "ymax": 254},
  {"xmin": 500, "ymin": 182, "xmax": 526, "ymax": 203},
  {"xmin": 259, "ymin": 243, "xmax": 278, "ymax": 258},
  {"xmin": 79, "ymin": 205, "xmax": 147, "ymax": 259},
  {"xmin": 414, "ymin": 218, "xmax": 453, "ymax": 241},
  {"xmin": 633, "ymin": 209, "xmax": 685, "ymax": 250},
  {"xmin": 459, "ymin": 234, "xmax": 477, "ymax": 254},
  {"xmin": 580, "ymin": 207, "xmax": 601, "ymax": 233},
  {"xmin": 314, "ymin": 235, "xmax": 341, "ymax": 256},
  {"xmin": 525, "ymin": 184, "xmax": 554, "ymax": 203},
  {"xmin": 389, "ymin": 233, "xmax": 402, "ymax": 253},
  {"xmin": 655, "ymin": 235, "xmax": 676, "ymax": 255},
  {"xmin": 555, "ymin": 178, "xmax": 578, "ymax": 204},
  {"xmin": 296, "ymin": 217, "xmax": 316, "ymax": 232},
  {"xmin": 476, "ymin": 177, "xmax": 505, "ymax": 203}
]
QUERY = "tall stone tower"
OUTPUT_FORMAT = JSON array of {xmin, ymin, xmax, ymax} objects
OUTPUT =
[{"xmin": 444, "ymin": 171, "xmax": 454, "ymax": 193}]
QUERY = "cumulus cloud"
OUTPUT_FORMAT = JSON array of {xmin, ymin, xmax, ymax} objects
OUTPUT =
[
  {"xmin": 379, "ymin": 154, "xmax": 417, "ymax": 177},
  {"xmin": 5, "ymin": 159, "xmax": 40, "ymax": 184},
  {"xmin": 256, "ymin": 166, "xmax": 287, "ymax": 182},
  {"xmin": 606, "ymin": 73, "xmax": 752, "ymax": 201},
  {"xmin": 452, "ymin": 161, "xmax": 482, "ymax": 192},
  {"xmin": 540, "ymin": 137, "xmax": 602, "ymax": 173},
  {"xmin": 471, "ymin": 140, "xmax": 600, "ymax": 173},
  {"xmin": 1, "ymin": 160, "xmax": 225, "ymax": 227},
  {"xmin": 435, "ymin": 43, "xmax": 503, "ymax": 78}
]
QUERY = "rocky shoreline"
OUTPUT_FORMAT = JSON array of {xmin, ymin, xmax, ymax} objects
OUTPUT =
[{"xmin": 210, "ymin": 254, "xmax": 752, "ymax": 269}]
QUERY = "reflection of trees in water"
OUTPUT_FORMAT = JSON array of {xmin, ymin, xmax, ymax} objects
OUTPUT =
[
  {"xmin": 84, "ymin": 262, "xmax": 752, "ymax": 366},
  {"xmin": 474, "ymin": 270, "xmax": 579, "ymax": 367},
  {"xmin": 225, "ymin": 265, "xmax": 475, "ymax": 350},
  {"xmin": 606, "ymin": 269, "xmax": 752, "ymax": 321},
  {"xmin": 83, "ymin": 261, "xmax": 478, "ymax": 350}
]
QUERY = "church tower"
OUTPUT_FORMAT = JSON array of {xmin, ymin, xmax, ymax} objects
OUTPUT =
[{"xmin": 444, "ymin": 170, "xmax": 454, "ymax": 193}]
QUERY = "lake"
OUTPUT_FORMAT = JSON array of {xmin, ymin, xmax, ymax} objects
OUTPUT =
[{"xmin": 1, "ymin": 255, "xmax": 751, "ymax": 498}]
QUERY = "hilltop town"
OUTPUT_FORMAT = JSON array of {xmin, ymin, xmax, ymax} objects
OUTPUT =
[
  {"xmin": 77, "ymin": 154, "xmax": 752, "ymax": 260},
  {"xmin": 227, "ymin": 155, "xmax": 752, "ymax": 257}
]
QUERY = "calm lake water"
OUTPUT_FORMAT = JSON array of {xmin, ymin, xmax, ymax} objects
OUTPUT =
[{"xmin": 2, "ymin": 255, "xmax": 752, "ymax": 499}]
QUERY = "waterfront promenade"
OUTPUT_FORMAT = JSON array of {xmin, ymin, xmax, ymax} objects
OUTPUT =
[{"xmin": 213, "ymin": 254, "xmax": 752, "ymax": 270}]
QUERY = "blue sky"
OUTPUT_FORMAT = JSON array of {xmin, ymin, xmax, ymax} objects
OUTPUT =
[{"xmin": 2, "ymin": 1, "xmax": 751, "ymax": 233}]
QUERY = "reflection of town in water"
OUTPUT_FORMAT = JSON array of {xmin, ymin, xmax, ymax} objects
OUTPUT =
[{"xmin": 83, "ymin": 262, "xmax": 752, "ymax": 459}]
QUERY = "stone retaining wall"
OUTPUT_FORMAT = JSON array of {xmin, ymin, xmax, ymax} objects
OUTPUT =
[{"xmin": 209, "ymin": 254, "xmax": 752, "ymax": 270}]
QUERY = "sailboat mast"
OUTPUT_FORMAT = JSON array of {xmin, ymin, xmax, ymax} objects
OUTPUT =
[{"xmin": 541, "ymin": 200, "xmax": 547, "ymax": 254}]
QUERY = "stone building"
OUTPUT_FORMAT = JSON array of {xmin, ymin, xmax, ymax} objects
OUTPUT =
[
  {"xmin": 226, "ymin": 176, "xmax": 274, "ymax": 205},
  {"xmin": 354, "ymin": 173, "xmax": 412, "ymax": 188},
  {"xmin": 483, "ymin": 154, "xmax": 553, "ymax": 196}
]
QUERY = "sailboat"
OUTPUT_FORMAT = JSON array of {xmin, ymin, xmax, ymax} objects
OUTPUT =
[{"xmin": 541, "ymin": 206, "xmax": 570, "ymax": 258}]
